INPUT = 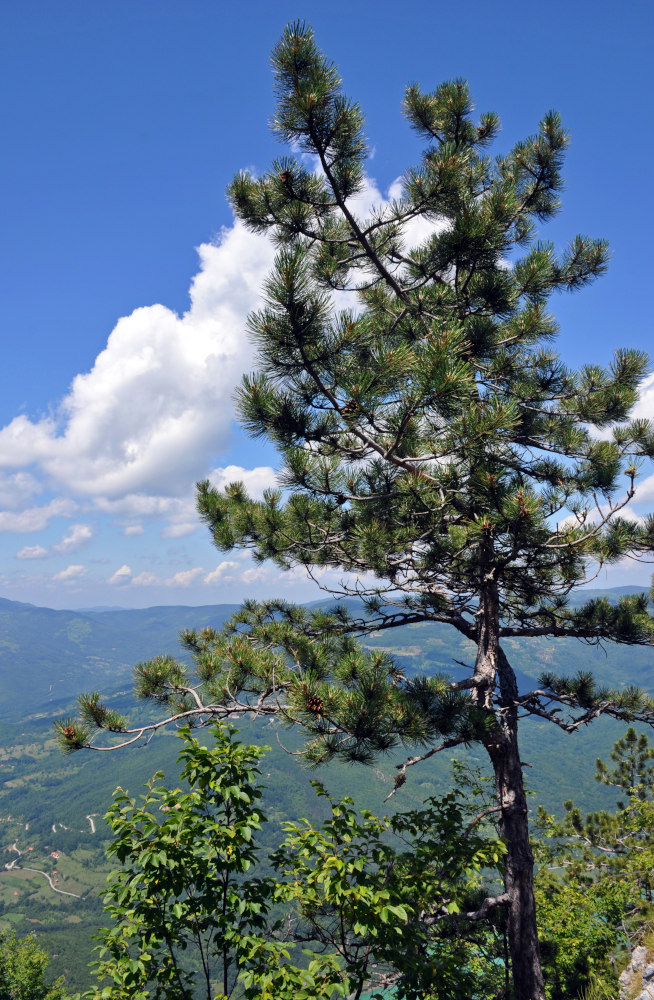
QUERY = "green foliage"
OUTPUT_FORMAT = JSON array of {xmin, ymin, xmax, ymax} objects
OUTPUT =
[
  {"xmin": 595, "ymin": 725, "xmax": 654, "ymax": 805},
  {"xmin": 273, "ymin": 777, "xmax": 507, "ymax": 999},
  {"xmin": 177, "ymin": 602, "xmax": 497, "ymax": 768},
  {"xmin": 534, "ymin": 866, "xmax": 629, "ymax": 999},
  {"xmin": 3, "ymin": 597, "xmax": 653, "ymax": 992},
  {"xmin": 83, "ymin": 722, "xmax": 384, "ymax": 999},
  {"xmin": 84, "ymin": 724, "xmax": 510, "ymax": 1000},
  {"xmin": 84, "ymin": 724, "xmax": 276, "ymax": 1000},
  {"xmin": 535, "ymin": 728, "xmax": 654, "ymax": 998},
  {"xmin": 0, "ymin": 930, "xmax": 69, "ymax": 1000}
]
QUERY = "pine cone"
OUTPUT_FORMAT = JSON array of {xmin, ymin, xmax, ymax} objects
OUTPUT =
[
  {"xmin": 306, "ymin": 694, "xmax": 324, "ymax": 715},
  {"xmin": 340, "ymin": 400, "xmax": 359, "ymax": 418}
]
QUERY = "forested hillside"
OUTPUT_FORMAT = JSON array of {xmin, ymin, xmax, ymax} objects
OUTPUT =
[
  {"xmin": 0, "ymin": 591, "xmax": 650, "ymax": 990},
  {"xmin": 0, "ymin": 599, "xmax": 240, "ymax": 719}
]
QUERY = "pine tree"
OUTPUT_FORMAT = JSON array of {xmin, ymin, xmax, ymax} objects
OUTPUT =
[
  {"xmin": 595, "ymin": 725, "xmax": 654, "ymax": 806},
  {"xmin": 60, "ymin": 22, "xmax": 654, "ymax": 999},
  {"xmin": 535, "ymin": 729, "xmax": 654, "ymax": 994}
]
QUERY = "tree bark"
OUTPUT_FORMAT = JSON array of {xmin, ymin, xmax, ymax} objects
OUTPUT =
[
  {"xmin": 486, "ymin": 654, "xmax": 545, "ymax": 1000},
  {"xmin": 472, "ymin": 561, "xmax": 545, "ymax": 1000}
]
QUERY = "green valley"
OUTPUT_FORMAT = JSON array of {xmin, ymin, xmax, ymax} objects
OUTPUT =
[{"xmin": 0, "ymin": 590, "xmax": 651, "ymax": 991}]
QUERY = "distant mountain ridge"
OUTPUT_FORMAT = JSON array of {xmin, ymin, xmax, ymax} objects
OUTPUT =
[
  {"xmin": 0, "ymin": 586, "xmax": 651, "ymax": 721},
  {"xmin": 0, "ymin": 597, "xmax": 240, "ymax": 720}
]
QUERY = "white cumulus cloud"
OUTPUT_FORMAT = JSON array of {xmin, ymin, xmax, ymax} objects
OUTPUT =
[
  {"xmin": 0, "ymin": 222, "xmax": 275, "ymax": 504},
  {"xmin": 0, "ymin": 179, "xmax": 446, "ymax": 526},
  {"xmin": 204, "ymin": 560, "xmax": 239, "ymax": 584}
]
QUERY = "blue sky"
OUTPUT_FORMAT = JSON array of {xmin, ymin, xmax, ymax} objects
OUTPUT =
[{"xmin": 0, "ymin": 0, "xmax": 652, "ymax": 609}]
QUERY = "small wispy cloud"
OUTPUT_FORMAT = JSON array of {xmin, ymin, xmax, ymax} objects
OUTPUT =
[
  {"xmin": 168, "ymin": 567, "xmax": 205, "ymax": 587},
  {"xmin": 16, "ymin": 544, "xmax": 48, "ymax": 560},
  {"xmin": 0, "ymin": 498, "xmax": 77, "ymax": 533},
  {"xmin": 53, "ymin": 564, "xmax": 86, "ymax": 582},
  {"xmin": 123, "ymin": 523, "xmax": 145, "ymax": 536},
  {"xmin": 241, "ymin": 567, "xmax": 268, "ymax": 584},
  {"xmin": 0, "ymin": 471, "xmax": 43, "ymax": 510},
  {"xmin": 161, "ymin": 523, "xmax": 197, "ymax": 539},
  {"xmin": 52, "ymin": 523, "xmax": 94, "ymax": 554},
  {"xmin": 108, "ymin": 564, "xmax": 132, "ymax": 585},
  {"xmin": 630, "ymin": 372, "xmax": 654, "ymax": 422}
]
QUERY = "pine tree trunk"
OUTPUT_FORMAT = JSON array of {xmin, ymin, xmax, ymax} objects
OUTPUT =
[
  {"xmin": 472, "ymin": 563, "xmax": 545, "ymax": 999},
  {"xmin": 485, "ymin": 667, "xmax": 545, "ymax": 1000}
]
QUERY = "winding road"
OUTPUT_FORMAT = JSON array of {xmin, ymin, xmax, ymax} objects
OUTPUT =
[{"xmin": 3, "ymin": 842, "xmax": 82, "ymax": 898}]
